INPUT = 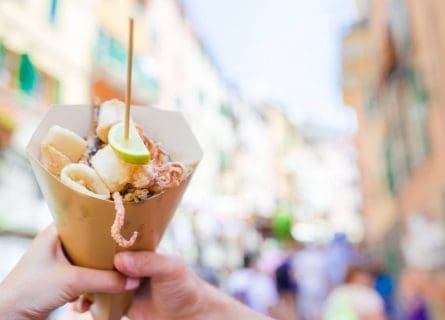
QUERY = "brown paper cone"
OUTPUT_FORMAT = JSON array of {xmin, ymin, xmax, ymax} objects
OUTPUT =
[{"xmin": 26, "ymin": 104, "xmax": 202, "ymax": 320}]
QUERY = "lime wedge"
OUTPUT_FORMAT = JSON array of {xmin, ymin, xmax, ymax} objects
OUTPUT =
[{"xmin": 108, "ymin": 122, "xmax": 151, "ymax": 164}]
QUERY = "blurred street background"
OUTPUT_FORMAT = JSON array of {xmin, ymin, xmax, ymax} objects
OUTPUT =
[{"xmin": 0, "ymin": 0, "xmax": 444, "ymax": 319}]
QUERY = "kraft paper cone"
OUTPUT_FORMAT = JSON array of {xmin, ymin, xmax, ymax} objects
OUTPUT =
[{"xmin": 26, "ymin": 105, "xmax": 202, "ymax": 320}]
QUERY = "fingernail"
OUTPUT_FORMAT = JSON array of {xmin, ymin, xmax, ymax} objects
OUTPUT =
[{"xmin": 125, "ymin": 277, "xmax": 140, "ymax": 290}]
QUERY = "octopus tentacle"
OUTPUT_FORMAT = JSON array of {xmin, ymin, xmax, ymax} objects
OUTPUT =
[
  {"xmin": 135, "ymin": 124, "xmax": 167, "ymax": 165},
  {"xmin": 151, "ymin": 162, "xmax": 186, "ymax": 191},
  {"xmin": 111, "ymin": 192, "xmax": 138, "ymax": 248}
]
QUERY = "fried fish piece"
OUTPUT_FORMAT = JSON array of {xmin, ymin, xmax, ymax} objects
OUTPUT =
[
  {"xmin": 90, "ymin": 145, "xmax": 136, "ymax": 193},
  {"xmin": 96, "ymin": 99, "xmax": 125, "ymax": 143},
  {"xmin": 42, "ymin": 125, "xmax": 87, "ymax": 162},
  {"xmin": 40, "ymin": 143, "xmax": 72, "ymax": 176}
]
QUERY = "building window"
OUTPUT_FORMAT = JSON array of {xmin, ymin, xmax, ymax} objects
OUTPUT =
[
  {"xmin": 408, "ymin": 69, "xmax": 428, "ymax": 104},
  {"xmin": 382, "ymin": 68, "xmax": 430, "ymax": 188},
  {"xmin": 403, "ymin": 69, "xmax": 430, "ymax": 171},
  {"xmin": 49, "ymin": 0, "xmax": 59, "ymax": 25},
  {"xmin": 96, "ymin": 29, "xmax": 126, "ymax": 66},
  {"xmin": 197, "ymin": 89, "xmax": 205, "ymax": 106},
  {"xmin": 0, "ymin": 41, "xmax": 5, "ymax": 68},
  {"xmin": 175, "ymin": 97, "xmax": 182, "ymax": 111},
  {"xmin": 219, "ymin": 150, "xmax": 228, "ymax": 172},
  {"xmin": 95, "ymin": 29, "xmax": 160, "ymax": 103},
  {"xmin": 219, "ymin": 103, "xmax": 230, "ymax": 117},
  {"xmin": 0, "ymin": 45, "xmax": 60, "ymax": 108},
  {"xmin": 365, "ymin": 92, "xmax": 378, "ymax": 113},
  {"xmin": 18, "ymin": 54, "xmax": 39, "ymax": 95},
  {"xmin": 385, "ymin": 142, "xmax": 396, "ymax": 194}
]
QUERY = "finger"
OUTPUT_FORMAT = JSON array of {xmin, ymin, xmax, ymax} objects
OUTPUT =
[
  {"xmin": 27, "ymin": 224, "xmax": 59, "ymax": 258},
  {"xmin": 34, "ymin": 223, "xmax": 58, "ymax": 243},
  {"xmin": 37, "ymin": 225, "xmax": 69, "ymax": 262},
  {"xmin": 114, "ymin": 251, "xmax": 185, "ymax": 279},
  {"xmin": 35, "ymin": 224, "xmax": 58, "ymax": 243},
  {"xmin": 54, "ymin": 239, "xmax": 71, "ymax": 263},
  {"xmin": 67, "ymin": 266, "xmax": 140, "ymax": 297}
]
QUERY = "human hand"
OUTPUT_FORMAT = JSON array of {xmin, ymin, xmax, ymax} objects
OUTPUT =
[
  {"xmin": 0, "ymin": 225, "xmax": 140, "ymax": 320},
  {"xmin": 113, "ymin": 251, "xmax": 272, "ymax": 320}
]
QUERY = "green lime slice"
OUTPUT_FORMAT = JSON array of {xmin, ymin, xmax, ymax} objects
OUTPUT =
[{"xmin": 108, "ymin": 122, "xmax": 151, "ymax": 164}]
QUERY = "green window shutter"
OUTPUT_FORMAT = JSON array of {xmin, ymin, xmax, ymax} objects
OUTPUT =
[
  {"xmin": 407, "ymin": 68, "xmax": 428, "ymax": 104},
  {"xmin": 18, "ymin": 53, "xmax": 38, "ymax": 95},
  {"xmin": 197, "ymin": 89, "xmax": 205, "ymax": 106},
  {"xmin": 0, "ymin": 40, "xmax": 5, "ymax": 67},
  {"xmin": 53, "ymin": 80, "xmax": 61, "ymax": 103},
  {"xmin": 385, "ymin": 142, "xmax": 397, "ymax": 194},
  {"xmin": 49, "ymin": 0, "xmax": 59, "ymax": 25}
]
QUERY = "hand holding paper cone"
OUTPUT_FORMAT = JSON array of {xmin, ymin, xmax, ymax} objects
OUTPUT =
[
  {"xmin": 26, "ymin": 103, "xmax": 202, "ymax": 320},
  {"xmin": 0, "ymin": 225, "xmax": 141, "ymax": 320}
]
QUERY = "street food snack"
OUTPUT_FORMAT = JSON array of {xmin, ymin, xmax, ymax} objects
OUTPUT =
[
  {"xmin": 27, "ymin": 102, "xmax": 202, "ymax": 320},
  {"xmin": 39, "ymin": 99, "xmax": 188, "ymax": 248}
]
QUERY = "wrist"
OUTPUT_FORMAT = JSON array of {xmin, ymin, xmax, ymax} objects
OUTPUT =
[
  {"xmin": 0, "ymin": 282, "xmax": 25, "ymax": 320},
  {"xmin": 192, "ymin": 281, "xmax": 271, "ymax": 320}
]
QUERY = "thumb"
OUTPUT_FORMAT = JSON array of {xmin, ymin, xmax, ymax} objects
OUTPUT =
[
  {"xmin": 114, "ymin": 251, "xmax": 186, "ymax": 279},
  {"xmin": 65, "ymin": 266, "xmax": 140, "ymax": 297}
]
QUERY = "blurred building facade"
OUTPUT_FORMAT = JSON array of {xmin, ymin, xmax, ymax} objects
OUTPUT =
[
  {"xmin": 0, "ymin": 0, "xmax": 97, "ymax": 135},
  {"xmin": 0, "ymin": 0, "xmax": 364, "ymax": 279},
  {"xmin": 0, "ymin": 0, "xmax": 99, "ymax": 234},
  {"xmin": 343, "ymin": 0, "xmax": 445, "ymax": 269}
]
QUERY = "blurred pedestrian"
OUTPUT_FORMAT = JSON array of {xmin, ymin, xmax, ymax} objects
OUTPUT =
[
  {"xmin": 323, "ymin": 265, "xmax": 386, "ymax": 320},
  {"xmin": 428, "ymin": 270, "xmax": 445, "ymax": 319},
  {"xmin": 374, "ymin": 270, "xmax": 395, "ymax": 318},
  {"xmin": 269, "ymin": 257, "xmax": 299, "ymax": 320},
  {"xmin": 293, "ymin": 245, "xmax": 330, "ymax": 320},
  {"xmin": 397, "ymin": 269, "xmax": 430, "ymax": 320},
  {"xmin": 326, "ymin": 233, "xmax": 354, "ymax": 288},
  {"xmin": 226, "ymin": 252, "xmax": 279, "ymax": 315}
]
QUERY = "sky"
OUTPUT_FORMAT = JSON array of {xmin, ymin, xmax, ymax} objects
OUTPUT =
[{"xmin": 181, "ymin": 0, "xmax": 357, "ymax": 133}]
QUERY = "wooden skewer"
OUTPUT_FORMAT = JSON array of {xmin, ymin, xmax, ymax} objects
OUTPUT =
[{"xmin": 124, "ymin": 17, "xmax": 134, "ymax": 140}]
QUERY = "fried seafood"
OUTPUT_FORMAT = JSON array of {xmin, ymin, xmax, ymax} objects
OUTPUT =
[{"xmin": 39, "ymin": 99, "xmax": 189, "ymax": 248}]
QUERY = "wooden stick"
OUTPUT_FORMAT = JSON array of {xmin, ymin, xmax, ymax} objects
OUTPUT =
[{"xmin": 125, "ymin": 17, "xmax": 134, "ymax": 140}]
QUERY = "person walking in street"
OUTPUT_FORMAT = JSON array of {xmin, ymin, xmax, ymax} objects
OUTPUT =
[{"xmin": 323, "ymin": 265, "xmax": 386, "ymax": 320}]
